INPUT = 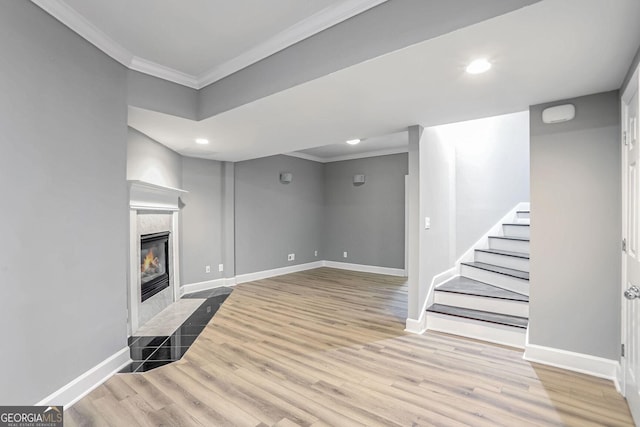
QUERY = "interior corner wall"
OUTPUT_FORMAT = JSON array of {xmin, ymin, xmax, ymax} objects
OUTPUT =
[
  {"xmin": 0, "ymin": 0, "xmax": 128, "ymax": 404},
  {"xmin": 323, "ymin": 153, "xmax": 408, "ymax": 268},
  {"xmin": 180, "ymin": 157, "xmax": 226, "ymax": 285},
  {"xmin": 127, "ymin": 127, "xmax": 183, "ymax": 188},
  {"xmin": 529, "ymin": 91, "xmax": 621, "ymax": 360},
  {"xmin": 235, "ymin": 155, "xmax": 324, "ymax": 275}
]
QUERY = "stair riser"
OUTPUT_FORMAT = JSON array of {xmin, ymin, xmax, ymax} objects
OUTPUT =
[
  {"xmin": 517, "ymin": 211, "xmax": 531, "ymax": 219},
  {"xmin": 474, "ymin": 251, "xmax": 530, "ymax": 272},
  {"xmin": 434, "ymin": 292, "xmax": 529, "ymax": 317},
  {"xmin": 489, "ymin": 238, "xmax": 530, "ymax": 254},
  {"xmin": 513, "ymin": 218, "xmax": 530, "ymax": 225},
  {"xmin": 502, "ymin": 224, "xmax": 530, "ymax": 239},
  {"xmin": 426, "ymin": 312, "xmax": 526, "ymax": 348},
  {"xmin": 461, "ymin": 265, "xmax": 529, "ymax": 296}
]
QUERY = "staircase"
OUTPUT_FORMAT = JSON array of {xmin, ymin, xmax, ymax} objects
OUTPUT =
[{"xmin": 426, "ymin": 209, "xmax": 530, "ymax": 348}]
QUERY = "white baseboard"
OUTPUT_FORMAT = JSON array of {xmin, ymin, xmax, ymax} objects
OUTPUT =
[
  {"xmin": 183, "ymin": 261, "xmax": 406, "ymax": 291},
  {"xmin": 181, "ymin": 277, "xmax": 237, "ymax": 296},
  {"xmin": 236, "ymin": 261, "xmax": 325, "ymax": 284},
  {"xmin": 405, "ymin": 315, "xmax": 426, "ymax": 334},
  {"xmin": 36, "ymin": 347, "xmax": 131, "ymax": 408},
  {"xmin": 405, "ymin": 267, "xmax": 456, "ymax": 335},
  {"xmin": 323, "ymin": 261, "xmax": 406, "ymax": 277},
  {"xmin": 524, "ymin": 343, "xmax": 620, "ymax": 382}
]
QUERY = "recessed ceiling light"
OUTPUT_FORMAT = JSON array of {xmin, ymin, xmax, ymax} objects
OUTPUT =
[
  {"xmin": 195, "ymin": 138, "xmax": 209, "ymax": 145},
  {"xmin": 466, "ymin": 58, "xmax": 492, "ymax": 74},
  {"xmin": 346, "ymin": 139, "xmax": 361, "ymax": 145}
]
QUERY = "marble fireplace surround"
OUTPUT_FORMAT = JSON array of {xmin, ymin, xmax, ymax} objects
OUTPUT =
[{"xmin": 128, "ymin": 180, "xmax": 187, "ymax": 336}]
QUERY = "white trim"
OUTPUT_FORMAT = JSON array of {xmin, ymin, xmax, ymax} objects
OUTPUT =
[
  {"xmin": 323, "ymin": 261, "xmax": 405, "ymax": 277},
  {"xmin": 405, "ymin": 266, "xmax": 456, "ymax": 334},
  {"xmin": 433, "ymin": 291, "xmax": 529, "ymax": 318},
  {"xmin": 285, "ymin": 147, "xmax": 408, "ymax": 164},
  {"xmin": 427, "ymin": 312, "xmax": 526, "ymax": 349},
  {"xmin": 232, "ymin": 260, "xmax": 405, "ymax": 285},
  {"xmin": 32, "ymin": 0, "xmax": 388, "ymax": 89},
  {"xmin": 284, "ymin": 152, "xmax": 326, "ymax": 163},
  {"xmin": 405, "ymin": 316, "xmax": 426, "ymax": 334},
  {"xmin": 130, "ymin": 57, "xmax": 199, "ymax": 88},
  {"xmin": 181, "ymin": 277, "xmax": 237, "ymax": 296},
  {"xmin": 36, "ymin": 347, "xmax": 130, "ymax": 408},
  {"xmin": 197, "ymin": 0, "xmax": 389, "ymax": 88},
  {"xmin": 236, "ymin": 261, "xmax": 325, "ymax": 284},
  {"xmin": 615, "ymin": 362, "xmax": 623, "ymax": 394},
  {"xmin": 524, "ymin": 343, "xmax": 620, "ymax": 382},
  {"xmin": 128, "ymin": 180, "xmax": 188, "ymax": 211}
]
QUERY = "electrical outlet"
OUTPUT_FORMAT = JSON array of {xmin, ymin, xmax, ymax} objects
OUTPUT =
[
  {"xmin": 218, "ymin": 264, "xmax": 224, "ymax": 272},
  {"xmin": 425, "ymin": 217, "xmax": 431, "ymax": 229},
  {"xmin": 343, "ymin": 251, "xmax": 348, "ymax": 258},
  {"xmin": 205, "ymin": 265, "xmax": 211, "ymax": 273},
  {"xmin": 288, "ymin": 253, "xmax": 295, "ymax": 261},
  {"xmin": 314, "ymin": 250, "xmax": 318, "ymax": 257}
]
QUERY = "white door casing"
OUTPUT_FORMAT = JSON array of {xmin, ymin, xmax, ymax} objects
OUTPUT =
[{"xmin": 622, "ymin": 64, "xmax": 640, "ymax": 425}]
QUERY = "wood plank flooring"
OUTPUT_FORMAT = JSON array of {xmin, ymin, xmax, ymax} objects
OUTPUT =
[{"xmin": 66, "ymin": 268, "xmax": 634, "ymax": 426}]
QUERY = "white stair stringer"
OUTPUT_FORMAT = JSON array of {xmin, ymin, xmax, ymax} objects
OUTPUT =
[
  {"xmin": 433, "ymin": 291, "xmax": 528, "ymax": 317},
  {"xmin": 426, "ymin": 311, "xmax": 526, "ymax": 349},
  {"xmin": 460, "ymin": 265, "xmax": 529, "ymax": 296}
]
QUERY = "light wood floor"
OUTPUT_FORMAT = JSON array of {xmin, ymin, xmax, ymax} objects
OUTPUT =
[{"xmin": 66, "ymin": 268, "xmax": 634, "ymax": 426}]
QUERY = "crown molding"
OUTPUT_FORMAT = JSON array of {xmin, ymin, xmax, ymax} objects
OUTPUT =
[
  {"xmin": 32, "ymin": 0, "xmax": 388, "ymax": 90},
  {"xmin": 31, "ymin": 0, "xmax": 134, "ymax": 67},
  {"xmin": 130, "ymin": 57, "xmax": 199, "ymax": 88},
  {"xmin": 285, "ymin": 146, "xmax": 408, "ymax": 163},
  {"xmin": 197, "ymin": 0, "xmax": 389, "ymax": 88},
  {"xmin": 284, "ymin": 152, "xmax": 326, "ymax": 163},
  {"xmin": 324, "ymin": 147, "xmax": 408, "ymax": 162}
]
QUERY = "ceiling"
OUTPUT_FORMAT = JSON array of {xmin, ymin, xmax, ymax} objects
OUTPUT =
[
  {"xmin": 33, "ymin": 0, "xmax": 386, "ymax": 88},
  {"xmin": 291, "ymin": 131, "xmax": 408, "ymax": 163},
  {"xmin": 128, "ymin": 0, "xmax": 640, "ymax": 162}
]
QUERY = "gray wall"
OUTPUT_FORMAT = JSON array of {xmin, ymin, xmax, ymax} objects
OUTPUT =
[
  {"xmin": 529, "ymin": 91, "xmax": 621, "ymax": 359},
  {"xmin": 180, "ymin": 157, "xmax": 225, "ymax": 284},
  {"xmin": 127, "ymin": 70, "xmax": 198, "ymax": 120},
  {"xmin": 127, "ymin": 127, "xmax": 183, "ymax": 188},
  {"xmin": 324, "ymin": 154, "xmax": 408, "ymax": 268},
  {"xmin": 235, "ymin": 155, "xmax": 324, "ymax": 275},
  {"xmin": 198, "ymin": 0, "xmax": 539, "ymax": 119},
  {"xmin": 0, "ymin": 0, "xmax": 128, "ymax": 404}
]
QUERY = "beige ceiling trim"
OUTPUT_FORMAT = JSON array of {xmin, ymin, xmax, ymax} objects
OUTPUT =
[{"xmin": 31, "ymin": 0, "xmax": 388, "ymax": 89}]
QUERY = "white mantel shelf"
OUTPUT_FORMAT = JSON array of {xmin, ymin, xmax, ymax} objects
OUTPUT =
[{"xmin": 128, "ymin": 180, "xmax": 188, "ymax": 211}]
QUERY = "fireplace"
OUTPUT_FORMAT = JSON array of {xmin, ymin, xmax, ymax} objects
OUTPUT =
[{"xmin": 140, "ymin": 232, "xmax": 170, "ymax": 303}]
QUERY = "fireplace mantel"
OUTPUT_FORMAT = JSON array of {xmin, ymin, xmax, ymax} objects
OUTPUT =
[
  {"xmin": 128, "ymin": 180, "xmax": 186, "ymax": 335},
  {"xmin": 128, "ymin": 180, "xmax": 188, "ymax": 211}
]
